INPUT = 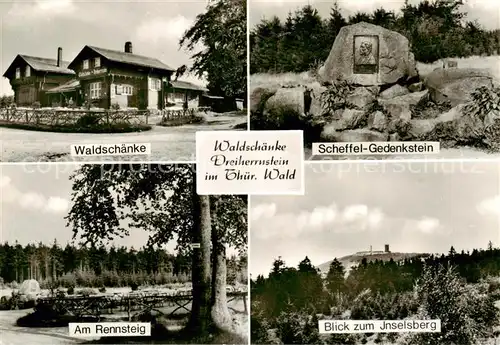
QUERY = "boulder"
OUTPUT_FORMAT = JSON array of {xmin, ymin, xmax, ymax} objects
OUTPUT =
[
  {"xmin": 484, "ymin": 109, "xmax": 500, "ymax": 128},
  {"xmin": 484, "ymin": 109, "xmax": 500, "ymax": 151},
  {"xmin": 308, "ymin": 84, "xmax": 328, "ymax": 118},
  {"xmin": 380, "ymin": 101, "xmax": 411, "ymax": 122},
  {"xmin": 423, "ymin": 68, "xmax": 493, "ymax": 106},
  {"xmin": 250, "ymin": 87, "xmax": 277, "ymax": 113},
  {"xmin": 263, "ymin": 87, "xmax": 306, "ymax": 116},
  {"xmin": 346, "ymin": 87, "xmax": 377, "ymax": 109},
  {"xmin": 389, "ymin": 133, "xmax": 400, "ymax": 141},
  {"xmin": 328, "ymin": 109, "xmax": 367, "ymax": 131},
  {"xmin": 379, "ymin": 84, "xmax": 409, "ymax": 99},
  {"xmin": 406, "ymin": 119, "xmax": 438, "ymax": 139},
  {"xmin": 425, "ymin": 104, "xmax": 484, "ymax": 144},
  {"xmin": 408, "ymin": 82, "xmax": 424, "ymax": 92},
  {"xmin": 368, "ymin": 111, "xmax": 387, "ymax": 132},
  {"xmin": 319, "ymin": 22, "xmax": 417, "ymax": 86},
  {"xmin": 321, "ymin": 127, "xmax": 389, "ymax": 142}
]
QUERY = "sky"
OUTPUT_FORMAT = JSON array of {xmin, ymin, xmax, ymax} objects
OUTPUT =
[
  {"xmin": 249, "ymin": 0, "xmax": 500, "ymax": 30},
  {"xmin": 250, "ymin": 161, "xmax": 500, "ymax": 278},
  {"xmin": 0, "ymin": 0, "xmax": 210, "ymax": 96},
  {"xmin": 0, "ymin": 163, "xmax": 181, "ymax": 252}
]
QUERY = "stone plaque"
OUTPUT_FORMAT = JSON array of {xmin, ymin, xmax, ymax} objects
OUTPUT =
[{"xmin": 353, "ymin": 35, "xmax": 379, "ymax": 74}]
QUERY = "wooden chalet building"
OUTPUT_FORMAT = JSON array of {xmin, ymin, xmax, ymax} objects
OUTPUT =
[
  {"xmin": 2, "ymin": 48, "xmax": 75, "ymax": 107},
  {"xmin": 67, "ymin": 42, "xmax": 175, "ymax": 110},
  {"xmin": 166, "ymin": 80, "xmax": 208, "ymax": 108},
  {"xmin": 4, "ymin": 42, "xmax": 212, "ymax": 111}
]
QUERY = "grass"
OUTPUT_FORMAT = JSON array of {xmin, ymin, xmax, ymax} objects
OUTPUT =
[{"xmin": 416, "ymin": 55, "xmax": 500, "ymax": 82}]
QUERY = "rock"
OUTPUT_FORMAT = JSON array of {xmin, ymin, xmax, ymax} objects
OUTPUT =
[
  {"xmin": 423, "ymin": 68, "xmax": 493, "ymax": 106},
  {"xmin": 407, "ymin": 119, "xmax": 438, "ymax": 139},
  {"xmin": 346, "ymin": 87, "xmax": 376, "ymax": 109},
  {"xmin": 329, "ymin": 108, "xmax": 367, "ymax": 131},
  {"xmin": 250, "ymin": 87, "xmax": 277, "ymax": 113},
  {"xmin": 263, "ymin": 87, "xmax": 306, "ymax": 116},
  {"xmin": 379, "ymin": 85, "xmax": 409, "ymax": 99},
  {"xmin": 379, "ymin": 90, "xmax": 429, "ymax": 124},
  {"xmin": 368, "ymin": 111, "xmax": 387, "ymax": 132},
  {"xmin": 380, "ymin": 100, "xmax": 411, "ymax": 121},
  {"xmin": 319, "ymin": 22, "xmax": 417, "ymax": 86},
  {"xmin": 408, "ymin": 82, "xmax": 424, "ymax": 92},
  {"xmin": 484, "ymin": 109, "xmax": 500, "ymax": 128},
  {"xmin": 308, "ymin": 84, "xmax": 328, "ymax": 118},
  {"xmin": 321, "ymin": 127, "xmax": 389, "ymax": 142},
  {"xmin": 389, "ymin": 133, "xmax": 400, "ymax": 141},
  {"xmin": 484, "ymin": 109, "xmax": 500, "ymax": 151},
  {"xmin": 408, "ymin": 52, "xmax": 418, "ymax": 78},
  {"xmin": 425, "ymin": 104, "xmax": 484, "ymax": 144}
]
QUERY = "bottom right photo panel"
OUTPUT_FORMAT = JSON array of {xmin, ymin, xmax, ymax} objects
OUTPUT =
[{"xmin": 250, "ymin": 161, "xmax": 500, "ymax": 345}]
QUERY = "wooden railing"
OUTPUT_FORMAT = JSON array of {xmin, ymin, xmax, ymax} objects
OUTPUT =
[
  {"xmin": 35, "ymin": 290, "xmax": 248, "ymax": 321},
  {"xmin": 0, "ymin": 108, "xmax": 150, "ymax": 126}
]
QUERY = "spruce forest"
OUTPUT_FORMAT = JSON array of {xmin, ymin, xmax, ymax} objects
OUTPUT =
[
  {"xmin": 251, "ymin": 243, "xmax": 500, "ymax": 345},
  {"xmin": 250, "ymin": 0, "xmax": 500, "ymax": 74},
  {"xmin": 0, "ymin": 241, "xmax": 247, "ymax": 289}
]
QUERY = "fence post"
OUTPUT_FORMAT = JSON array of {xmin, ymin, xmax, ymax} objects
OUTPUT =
[
  {"xmin": 128, "ymin": 298, "xmax": 131, "ymax": 321},
  {"xmin": 25, "ymin": 110, "xmax": 29, "ymax": 123}
]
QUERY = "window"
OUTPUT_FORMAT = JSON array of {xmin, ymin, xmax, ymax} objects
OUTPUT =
[
  {"xmin": 149, "ymin": 77, "xmax": 161, "ymax": 91},
  {"xmin": 94, "ymin": 57, "xmax": 101, "ymax": 68},
  {"xmin": 123, "ymin": 85, "xmax": 133, "ymax": 95},
  {"xmin": 83, "ymin": 59, "xmax": 89, "ymax": 70},
  {"xmin": 15, "ymin": 67, "xmax": 20, "ymax": 79},
  {"xmin": 25, "ymin": 66, "xmax": 31, "ymax": 77},
  {"xmin": 90, "ymin": 82, "xmax": 102, "ymax": 99}
]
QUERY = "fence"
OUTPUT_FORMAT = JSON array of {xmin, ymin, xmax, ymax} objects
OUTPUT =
[
  {"xmin": 160, "ymin": 107, "xmax": 211, "ymax": 122},
  {"xmin": 0, "ymin": 108, "xmax": 150, "ymax": 126},
  {"xmin": 35, "ymin": 290, "xmax": 248, "ymax": 321}
]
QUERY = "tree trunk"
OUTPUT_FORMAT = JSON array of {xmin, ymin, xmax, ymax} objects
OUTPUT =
[
  {"xmin": 211, "ymin": 229, "xmax": 233, "ymax": 332},
  {"xmin": 187, "ymin": 187, "xmax": 213, "ymax": 335}
]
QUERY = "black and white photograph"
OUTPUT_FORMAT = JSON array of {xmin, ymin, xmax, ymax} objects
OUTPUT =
[
  {"xmin": 250, "ymin": 161, "xmax": 500, "ymax": 344},
  {"xmin": 0, "ymin": 0, "xmax": 247, "ymax": 162},
  {"xmin": 0, "ymin": 163, "xmax": 248, "ymax": 344},
  {"xmin": 249, "ymin": 0, "xmax": 500, "ymax": 160}
]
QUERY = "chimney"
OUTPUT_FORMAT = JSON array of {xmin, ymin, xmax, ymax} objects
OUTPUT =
[
  {"xmin": 57, "ymin": 47, "xmax": 63, "ymax": 67},
  {"xmin": 125, "ymin": 41, "xmax": 133, "ymax": 54},
  {"xmin": 385, "ymin": 244, "xmax": 390, "ymax": 253},
  {"xmin": 370, "ymin": 245, "xmax": 372, "ymax": 255}
]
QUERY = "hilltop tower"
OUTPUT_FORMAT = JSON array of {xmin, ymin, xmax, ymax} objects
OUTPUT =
[{"xmin": 384, "ymin": 244, "xmax": 390, "ymax": 253}]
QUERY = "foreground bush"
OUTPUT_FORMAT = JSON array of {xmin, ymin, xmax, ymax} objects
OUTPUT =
[{"xmin": 406, "ymin": 264, "xmax": 500, "ymax": 345}]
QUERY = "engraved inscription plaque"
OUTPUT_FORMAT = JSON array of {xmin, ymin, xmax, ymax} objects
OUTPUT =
[{"xmin": 353, "ymin": 35, "xmax": 379, "ymax": 74}]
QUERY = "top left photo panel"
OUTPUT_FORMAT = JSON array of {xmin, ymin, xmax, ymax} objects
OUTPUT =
[{"xmin": 0, "ymin": 0, "xmax": 247, "ymax": 163}]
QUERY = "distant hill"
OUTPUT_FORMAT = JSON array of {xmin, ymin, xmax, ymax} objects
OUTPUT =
[{"xmin": 317, "ymin": 251, "xmax": 431, "ymax": 276}]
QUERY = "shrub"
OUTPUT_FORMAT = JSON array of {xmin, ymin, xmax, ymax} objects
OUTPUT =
[
  {"xmin": 251, "ymin": 314, "xmax": 272, "ymax": 344},
  {"xmin": 405, "ymin": 264, "xmax": 500, "ymax": 345},
  {"xmin": 320, "ymin": 81, "xmax": 355, "ymax": 114},
  {"xmin": 75, "ymin": 113, "xmax": 101, "ymax": 128},
  {"xmin": 275, "ymin": 311, "xmax": 321, "ymax": 344},
  {"xmin": 463, "ymin": 86, "xmax": 500, "ymax": 121}
]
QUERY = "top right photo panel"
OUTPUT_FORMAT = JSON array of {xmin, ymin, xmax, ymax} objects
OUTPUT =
[{"xmin": 249, "ymin": 0, "xmax": 500, "ymax": 160}]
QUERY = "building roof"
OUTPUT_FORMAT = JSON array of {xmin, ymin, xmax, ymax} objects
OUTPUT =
[
  {"xmin": 69, "ymin": 45, "xmax": 175, "ymax": 73},
  {"xmin": 45, "ymin": 79, "xmax": 80, "ymax": 94},
  {"xmin": 170, "ymin": 80, "xmax": 208, "ymax": 92},
  {"xmin": 3, "ymin": 55, "xmax": 75, "ymax": 78}
]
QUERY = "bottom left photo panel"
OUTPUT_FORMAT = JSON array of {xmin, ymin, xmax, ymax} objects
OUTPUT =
[{"xmin": 0, "ymin": 163, "xmax": 248, "ymax": 345}]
